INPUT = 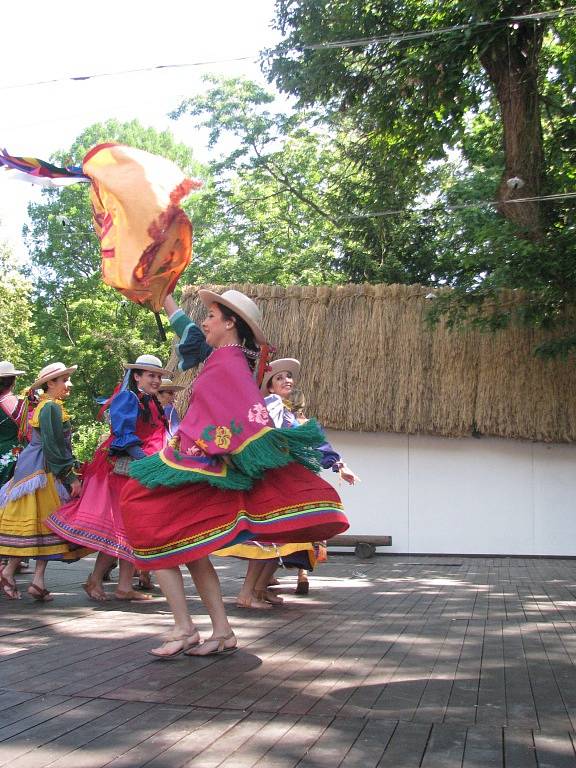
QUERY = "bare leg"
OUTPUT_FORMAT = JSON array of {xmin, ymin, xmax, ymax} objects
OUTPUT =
[
  {"xmin": 113, "ymin": 560, "xmax": 152, "ymax": 601},
  {"xmin": 151, "ymin": 567, "xmax": 199, "ymax": 657},
  {"xmin": 185, "ymin": 557, "xmax": 237, "ymax": 656},
  {"xmin": 83, "ymin": 552, "xmax": 114, "ymax": 601},
  {"xmin": 236, "ymin": 560, "xmax": 271, "ymax": 609},
  {"xmin": 255, "ymin": 561, "xmax": 284, "ymax": 605}
]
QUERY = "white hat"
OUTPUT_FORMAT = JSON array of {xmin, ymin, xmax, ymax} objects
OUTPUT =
[
  {"xmin": 198, "ymin": 289, "xmax": 266, "ymax": 345},
  {"xmin": 158, "ymin": 377, "xmax": 186, "ymax": 392},
  {"xmin": 30, "ymin": 362, "xmax": 78, "ymax": 390},
  {"xmin": 123, "ymin": 354, "xmax": 172, "ymax": 377},
  {"xmin": 260, "ymin": 358, "xmax": 301, "ymax": 394},
  {"xmin": 0, "ymin": 360, "xmax": 26, "ymax": 377}
]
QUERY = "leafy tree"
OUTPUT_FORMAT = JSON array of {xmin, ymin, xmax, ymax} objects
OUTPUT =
[
  {"xmin": 0, "ymin": 234, "xmax": 35, "ymax": 374},
  {"xmin": 266, "ymin": 0, "xmax": 574, "ymax": 239},
  {"xmin": 264, "ymin": 1, "xmax": 576, "ymax": 351},
  {"xmin": 171, "ymin": 75, "xmax": 449, "ymax": 285}
]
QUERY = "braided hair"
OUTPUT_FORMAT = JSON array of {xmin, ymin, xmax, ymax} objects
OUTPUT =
[{"xmin": 127, "ymin": 369, "xmax": 168, "ymax": 429}]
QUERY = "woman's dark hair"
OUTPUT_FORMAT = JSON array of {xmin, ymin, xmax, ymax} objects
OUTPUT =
[
  {"xmin": 128, "ymin": 369, "xmax": 168, "ymax": 428},
  {"xmin": 0, "ymin": 376, "xmax": 16, "ymax": 396},
  {"xmin": 217, "ymin": 303, "xmax": 259, "ymax": 371}
]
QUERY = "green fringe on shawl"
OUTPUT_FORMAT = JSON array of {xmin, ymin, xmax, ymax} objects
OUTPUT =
[{"xmin": 129, "ymin": 418, "xmax": 326, "ymax": 490}]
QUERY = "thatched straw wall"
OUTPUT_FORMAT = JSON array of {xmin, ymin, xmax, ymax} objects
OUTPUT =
[{"xmin": 166, "ymin": 284, "xmax": 576, "ymax": 442}]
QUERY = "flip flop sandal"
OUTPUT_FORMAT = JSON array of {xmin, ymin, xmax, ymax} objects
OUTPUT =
[
  {"xmin": 148, "ymin": 632, "xmax": 201, "ymax": 659},
  {"xmin": 27, "ymin": 584, "xmax": 53, "ymax": 602},
  {"xmin": 114, "ymin": 589, "xmax": 154, "ymax": 601},
  {"xmin": 0, "ymin": 573, "xmax": 21, "ymax": 600},
  {"xmin": 185, "ymin": 632, "xmax": 237, "ymax": 657}
]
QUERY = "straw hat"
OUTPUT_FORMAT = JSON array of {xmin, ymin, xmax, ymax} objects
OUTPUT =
[
  {"xmin": 30, "ymin": 362, "xmax": 78, "ymax": 390},
  {"xmin": 198, "ymin": 289, "xmax": 266, "ymax": 345},
  {"xmin": 123, "ymin": 354, "xmax": 172, "ymax": 377},
  {"xmin": 260, "ymin": 358, "xmax": 301, "ymax": 394},
  {"xmin": 0, "ymin": 360, "xmax": 26, "ymax": 377},
  {"xmin": 158, "ymin": 377, "xmax": 186, "ymax": 392}
]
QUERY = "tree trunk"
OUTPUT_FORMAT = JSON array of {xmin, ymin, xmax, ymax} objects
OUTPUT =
[{"xmin": 479, "ymin": 20, "xmax": 546, "ymax": 240}]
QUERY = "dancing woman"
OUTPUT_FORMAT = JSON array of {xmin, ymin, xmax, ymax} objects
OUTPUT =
[
  {"xmin": 0, "ymin": 360, "xmax": 28, "ymax": 487},
  {"xmin": 46, "ymin": 355, "xmax": 170, "ymax": 602},
  {"xmin": 218, "ymin": 358, "xmax": 359, "ymax": 607},
  {"xmin": 0, "ymin": 363, "xmax": 88, "ymax": 601},
  {"xmin": 119, "ymin": 288, "xmax": 349, "ymax": 657}
]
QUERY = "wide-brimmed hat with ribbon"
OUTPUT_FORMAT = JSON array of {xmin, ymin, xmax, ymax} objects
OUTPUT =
[
  {"xmin": 260, "ymin": 358, "xmax": 301, "ymax": 394},
  {"xmin": 158, "ymin": 377, "xmax": 186, "ymax": 392},
  {"xmin": 198, "ymin": 289, "xmax": 266, "ymax": 345},
  {"xmin": 123, "ymin": 354, "xmax": 172, "ymax": 377},
  {"xmin": 0, "ymin": 360, "xmax": 26, "ymax": 377},
  {"xmin": 30, "ymin": 362, "xmax": 78, "ymax": 390}
]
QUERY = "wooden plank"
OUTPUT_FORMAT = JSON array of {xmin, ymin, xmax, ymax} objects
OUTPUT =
[
  {"xmin": 295, "ymin": 714, "xmax": 366, "ymax": 767},
  {"xmin": 503, "ymin": 728, "xmax": 537, "ymax": 768},
  {"xmin": 46, "ymin": 703, "xmax": 194, "ymax": 768},
  {"xmin": 376, "ymin": 721, "xmax": 432, "ymax": 767},
  {"xmin": 143, "ymin": 711, "xmax": 253, "ymax": 768},
  {"xmin": 328, "ymin": 535, "xmax": 392, "ymax": 546},
  {"xmin": 251, "ymin": 715, "xmax": 332, "ymax": 768},
  {"xmin": 218, "ymin": 715, "xmax": 299, "ymax": 768},
  {"xmin": 461, "ymin": 725, "xmax": 503, "ymax": 768},
  {"xmin": 343, "ymin": 719, "xmax": 397, "ymax": 768},
  {"xmin": 420, "ymin": 723, "xmax": 467, "ymax": 768},
  {"xmin": 533, "ymin": 732, "xmax": 576, "ymax": 768}
]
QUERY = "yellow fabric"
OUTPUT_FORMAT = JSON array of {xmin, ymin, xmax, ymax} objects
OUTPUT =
[
  {"xmin": 213, "ymin": 541, "xmax": 315, "ymax": 561},
  {"xmin": 29, "ymin": 396, "xmax": 70, "ymax": 428},
  {"xmin": 0, "ymin": 472, "xmax": 90, "ymax": 559},
  {"xmin": 83, "ymin": 144, "xmax": 201, "ymax": 313}
]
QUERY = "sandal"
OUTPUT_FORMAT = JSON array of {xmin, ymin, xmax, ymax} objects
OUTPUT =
[
  {"xmin": 27, "ymin": 584, "xmax": 54, "ymax": 602},
  {"xmin": 295, "ymin": 579, "xmax": 310, "ymax": 595},
  {"xmin": 135, "ymin": 571, "xmax": 154, "ymax": 591},
  {"xmin": 256, "ymin": 588, "xmax": 284, "ymax": 605},
  {"xmin": 0, "ymin": 570, "xmax": 21, "ymax": 600},
  {"xmin": 236, "ymin": 595, "xmax": 272, "ymax": 610},
  {"xmin": 149, "ymin": 631, "xmax": 201, "ymax": 658},
  {"xmin": 82, "ymin": 575, "xmax": 109, "ymax": 602},
  {"xmin": 114, "ymin": 589, "xmax": 154, "ymax": 602},
  {"xmin": 185, "ymin": 631, "xmax": 237, "ymax": 657}
]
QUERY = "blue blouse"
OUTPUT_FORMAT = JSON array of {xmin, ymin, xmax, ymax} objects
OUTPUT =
[
  {"xmin": 109, "ymin": 390, "xmax": 146, "ymax": 458},
  {"xmin": 264, "ymin": 394, "xmax": 341, "ymax": 470}
]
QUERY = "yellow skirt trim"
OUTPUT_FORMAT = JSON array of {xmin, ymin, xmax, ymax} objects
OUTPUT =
[
  {"xmin": 213, "ymin": 541, "xmax": 314, "ymax": 560},
  {"xmin": 0, "ymin": 473, "xmax": 91, "ymax": 559}
]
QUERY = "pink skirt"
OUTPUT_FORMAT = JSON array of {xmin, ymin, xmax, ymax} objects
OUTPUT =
[{"xmin": 46, "ymin": 449, "xmax": 135, "ymax": 562}]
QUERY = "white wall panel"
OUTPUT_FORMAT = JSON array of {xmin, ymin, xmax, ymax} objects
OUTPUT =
[{"xmin": 322, "ymin": 429, "xmax": 576, "ymax": 556}]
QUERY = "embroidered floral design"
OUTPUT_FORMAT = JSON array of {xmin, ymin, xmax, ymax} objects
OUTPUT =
[
  {"xmin": 0, "ymin": 450, "xmax": 17, "ymax": 468},
  {"xmin": 185, "ymin": 441, "xmax": 206, "ymax": 457},
  {"xmin": 248, "ymin": 403, "xmax": 269, "ymax": 425},
  {"xmin": 214, "ymin": 426, "xmax": 232, "ymax": 449}
]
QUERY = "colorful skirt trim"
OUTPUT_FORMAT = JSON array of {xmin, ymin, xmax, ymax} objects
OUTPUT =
[
  {"xmin": 0, "ymin": 470, "xmax": 91, "ymax": 560},
  {"xmin": 120, "ymin": 463, "xmax": 348, "ymax": 569}
]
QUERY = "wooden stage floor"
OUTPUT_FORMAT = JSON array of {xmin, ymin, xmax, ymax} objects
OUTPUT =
[{"xmin": 2, "ymin": 554, "xmax": 576, "ymax": 766}]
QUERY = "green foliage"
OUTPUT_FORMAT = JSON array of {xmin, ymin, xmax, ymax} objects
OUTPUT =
[
  {"xmin": 72, "ymin": 419, "xmax": 110, "ymax": 463},
  {"xmin": 0, "ymin": 237, "xmax": 35, "ymax": 371},
  {"xmin": 264, "ymin": 1, "xmax": 576, "ymax": 347}
]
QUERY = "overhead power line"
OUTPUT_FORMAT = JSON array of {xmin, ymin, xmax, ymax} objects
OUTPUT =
[
  {"xmin": 341, "ymin": 192, "xmax": 576, "ymax": 219},
  {"xmin": 1, "ymin": 6, "xmax": 574, "ymax": 91},
  {"xmin": 304, "ymin": 6, "xmax": 576, "ymax": 49},
  {"xmin": 0, "ymin": 55, "xmax": 256, "ymax": 92}
]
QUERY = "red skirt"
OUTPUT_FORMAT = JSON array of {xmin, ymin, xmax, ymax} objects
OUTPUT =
[{"xmin": 120, "ymin": 463, "xmax": 348, "ymax": 569}]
